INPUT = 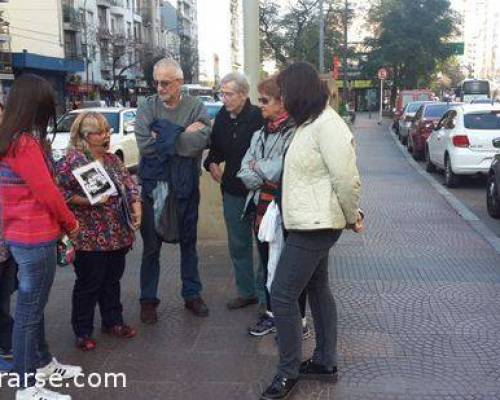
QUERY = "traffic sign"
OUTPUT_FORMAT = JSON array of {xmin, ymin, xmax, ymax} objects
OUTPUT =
[{"xmin": 377, "ymin": 68, "xmax": 388, "ymax": 80}]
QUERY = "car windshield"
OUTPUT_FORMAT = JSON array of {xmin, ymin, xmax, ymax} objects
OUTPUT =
[
  {"xmin": 463, "ymin": 81, "xmax": 489, "ymax": 94},
  {"xmin": 56, "ymin": 112, "xmax": 120, "ymax": 134},
  {"xmin": 464, "ymin": 112, "xmax": 500, "ymax": 129},
  {"xmin": 424, "ymin": 104, "xmax": 451, "ymax": 118}
]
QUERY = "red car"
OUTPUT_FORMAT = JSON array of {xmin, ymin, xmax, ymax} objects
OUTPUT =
[
  {"xmin": 407, "ymin": 102, "xmax": 461, "ymax": 160},
  {"xmin": 392, "ymin": 89, "xmax": 434, "ymax": 133}
]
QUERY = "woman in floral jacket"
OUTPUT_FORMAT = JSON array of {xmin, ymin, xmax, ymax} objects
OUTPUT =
[{"xmin": 57, "ymin": 112, "xmax": 142, "ymax": 351}]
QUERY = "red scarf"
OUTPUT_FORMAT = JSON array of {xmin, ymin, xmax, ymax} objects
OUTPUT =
[{"xmin": 267, "ymin": 112, "xmax": 290, "ymax": 133}]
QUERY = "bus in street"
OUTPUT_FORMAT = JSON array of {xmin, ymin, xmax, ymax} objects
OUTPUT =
[{"xmin": 455, "ymin": 79, "xmax": 490, "ymax": 102}]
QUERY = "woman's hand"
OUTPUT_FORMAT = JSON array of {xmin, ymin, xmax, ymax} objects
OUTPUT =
[
  {"xmin": 67, "ymin": 220, "xmax": 80, "ymax": 240},
  {"xmin": 131, "ymin": 201, "xmax": 142, "ymax": 230},
  {"xmin": 209, "ymin": 163, "xmax": 222, "ymax": 183}
]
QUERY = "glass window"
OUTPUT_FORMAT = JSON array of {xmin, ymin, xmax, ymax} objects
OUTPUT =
[
  {"xmin": 56, "ymin": 113, "xmax": 78, "ymax": 132},
  {"xmin": 122, "ymin": 111, "xmax": 136, "ymax": 134},
  {"xmin": 101, "ymin": 112, "xmax": 120, "ymax": 134},
  {"xmin": 464, "ymin": 112, "xmax": 500, "ymax": 130},
  {"xmin": 407, "ymin": 102, "xmax": 424, "ymax": 112},
  {"xmin": 463, "ymin": 81, "xmax": 489, "ymax": 94},
  {"xmin": 424, "ymin": 104, "xmax": 452, "ymax": 118}
]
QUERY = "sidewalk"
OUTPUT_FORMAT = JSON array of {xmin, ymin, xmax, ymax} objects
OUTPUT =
[{"xmin": 2, "ymin": 113, "xmax": 500, "ymax": 400}]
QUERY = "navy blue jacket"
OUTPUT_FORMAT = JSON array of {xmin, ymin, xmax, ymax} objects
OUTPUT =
[{"xmin": 139, "ymin": 119, "xmax": 198, "ymax": 199}]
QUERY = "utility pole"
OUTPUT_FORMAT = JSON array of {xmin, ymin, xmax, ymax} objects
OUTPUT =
[
  {"xmin": 243, "ymin": 0, "xmax": 260, "ymax": 103},
  {"xmin": 84, "ymin": 0, "xmax": 89, "ymax": 99},
  {"xmin": 319, "ymin": 0, "xmax": 324, "ymax": 73},
  {"xmin": 342, "ymin": 0, "xmax": 348, "ymax": 104}
]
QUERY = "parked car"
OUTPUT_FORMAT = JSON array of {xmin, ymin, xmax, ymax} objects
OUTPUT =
[
  {"xmin": 50, "ymin": 107, "xmax": 139, "ymax": 169},
  {"xmin": 397, "ymin": 101, "xmax": 434, "ymax": 144},
  {"xmin": 407, "ymin": 102, "xmax": 461, "ymax": 160},
  {"xmin": 392, "ymin": 89, "xmax": 435, "ymax": 132},
  {"xmin": 203, "ymin": 101, "xmax": 223, "ymax": 120},
  {"xmin": 486, "ymin": 137, "xmax": 500, "ymax": 218},
  {"xmin": 426, "ymin": 104, "xmax": 500, "ymax": 187}
]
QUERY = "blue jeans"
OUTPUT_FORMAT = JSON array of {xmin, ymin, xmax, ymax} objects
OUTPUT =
[
  {"xmin": 9, "ymin": 244, "xmax": 56, "ymax": 387},
  {"xmin": 140, "ymin": 188, "xmax": 202, "ymax": 303}
]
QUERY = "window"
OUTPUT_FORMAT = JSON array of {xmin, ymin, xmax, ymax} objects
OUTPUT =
[
  {"xmin": 122, "ymin": 111, "xmax": 136, "ymax": 134},
  {"xmin": 56, "ymin": 114, "xmax": 78, "ymax": 133},
  {"xmin": 424, "ymin": 104, "xmax": 453, "ymax": 119},
  {"xmin": 101, "ymin": 113, "xmax": 120, "ymax": 134},
  {"xmin": 464, "ymin": 112, "xmax": 500, "ymax": 130}
]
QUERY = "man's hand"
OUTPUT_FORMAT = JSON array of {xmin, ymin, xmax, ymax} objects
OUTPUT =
[
  {"xmin": 151, "ymin": 130, "xmax": 158, "ymax": 139},
  {"xmin": 248, "ymin": 160, "xmax": 257, "ymax": 171},
  {"xmin": 209, "ymin": 163, "xmax": 222, "ymax": 183},
  {"xmin": 186, "ymin": 121, "xmax": 206, "ymax": 133}
]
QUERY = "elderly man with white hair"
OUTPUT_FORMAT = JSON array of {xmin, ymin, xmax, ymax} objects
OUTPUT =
[
  {"xmin": 135, "ymin": 58, "xmax": 211, "ymax": 321},
  {"xmin": 204, "ymin": 72, "xmax": 265, "ymax": 312}
]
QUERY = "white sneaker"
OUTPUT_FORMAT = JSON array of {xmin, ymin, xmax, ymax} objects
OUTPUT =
[
  {"xmin": 36, "ymin": 357, "xmax": 82, "ymax": 380},
  {"xmin": 16, "ymin": 386, "xmax": 71, "ymax": 400}
]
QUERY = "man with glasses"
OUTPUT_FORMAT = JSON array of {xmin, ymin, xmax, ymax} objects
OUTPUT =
[
  {"xmin": 135, "ymin": 58, "xmax": 211, "ymax": 322},
  {"xmin": 204, "ymin": 72, "xmax": 265, "ymax": 312}
]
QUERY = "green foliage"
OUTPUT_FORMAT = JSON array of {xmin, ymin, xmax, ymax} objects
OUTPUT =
[
  {"xmin": 338, "ymin": 102, "xmax": 348, "ymax": 116},
  {"xmin": 362, "ymin": 0, "xmax": 460, "ymax": 90},
  {"xmin": 259, "ymin": 0, "xmax": 347, "ymax": 69}
]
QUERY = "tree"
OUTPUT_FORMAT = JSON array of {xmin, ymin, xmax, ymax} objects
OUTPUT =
[
  {"xmin": 362, "ymin": 0, "xmax": 459, "ymax": 102},
  {"xmin": 259, "ymin": 0, "xmax": 347, "ymax": 70}
]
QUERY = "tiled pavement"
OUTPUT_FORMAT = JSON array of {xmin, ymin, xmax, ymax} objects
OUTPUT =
[{"xmin": 2, "ymin": 113, "xmax": 500, "ymax": 399}]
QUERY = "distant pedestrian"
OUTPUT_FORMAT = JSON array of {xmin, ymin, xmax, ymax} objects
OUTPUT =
[
  {"xmin": 204, "ymin": 72, "xmax": 266, "ymax": 311},
  {"xmin": 0, "ymin": 74, "xmax": 81, "ymax": 400},
  {"xmin": 136, "ymin": 58, "xmax": 211, "ymax": 321},
  {"xmin": 260, "ymin": 62, "xmax": 363, "ymax": 400},
  {"xmin": 56, "ymin": 112, "xmax": 142, "ymax": 352}
]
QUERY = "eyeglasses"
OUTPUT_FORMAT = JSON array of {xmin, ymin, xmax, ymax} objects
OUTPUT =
[
  {"xmin": 258, "ymin": 97, "xmax": 271, "ymax": 105},
  {"xmin": 154, "ymin": 79, "xmax": 178, "ymax": 88},
  {"xmin": 219, "ymin": 91, "xmax": 237, "ymax": 99}
]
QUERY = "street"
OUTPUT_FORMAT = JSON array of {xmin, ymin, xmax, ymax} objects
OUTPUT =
[{"xmin": 2, "ymin": 113, "xmax": 500, "ymax": 400}]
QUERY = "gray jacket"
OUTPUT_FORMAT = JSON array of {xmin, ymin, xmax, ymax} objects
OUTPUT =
[
  {"xmin": 135, "ymin": 94, "xmax": 211, "ymax": 159},
  {"xmin": 237, "ymin": 118, "xmax": 295, "ymax": 215}
]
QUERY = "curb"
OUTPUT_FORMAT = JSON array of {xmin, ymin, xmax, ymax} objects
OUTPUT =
[{"xmin": 387, "ymin": 125, "xmax": 500, "ymax": 255}]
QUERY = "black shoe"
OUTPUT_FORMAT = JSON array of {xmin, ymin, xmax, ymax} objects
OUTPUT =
[
  {"xmin": 299, "ymin": 359, "xmax": 338, "ymax": 382},
  {"xmin": 185, "ymin": 297, "xmax": 209, "ymax": 317},
  {"xmin": 0, "ymin": 347, "xmax": 13, "ymax": 360},
  {"xmin": 260, "ymin": 375, "xmax": 298, "ymax": 400}
]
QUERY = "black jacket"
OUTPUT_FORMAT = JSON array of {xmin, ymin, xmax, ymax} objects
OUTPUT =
[{"xmin": 204, "ymin": 99, "xmax": 264, "ymax": 197}]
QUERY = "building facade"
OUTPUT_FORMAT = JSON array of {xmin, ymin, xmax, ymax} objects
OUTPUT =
[
  {"xmin": 0, "ymin": 0, "xmax": 83, "ymax": 110},
  {"xmin": 178, "ymin": 0, "xmax": 198, "ymax": 83}
]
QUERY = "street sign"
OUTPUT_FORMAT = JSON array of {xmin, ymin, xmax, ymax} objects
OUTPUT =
[
  {"xmin": 377, "ymin": 68, "xmax": 388, "ymax": 80},
  {"xmin": 448, "ymin": 42, "xmax": 465, "ymax": 56}
]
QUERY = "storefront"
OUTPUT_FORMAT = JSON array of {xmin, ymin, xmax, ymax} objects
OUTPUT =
[{"xmin": 12, "ymin": 51, "xmax": 84, "ymax": 114}]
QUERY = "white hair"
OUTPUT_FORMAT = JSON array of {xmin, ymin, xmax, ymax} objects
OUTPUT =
[
  {"xmin": 221, "ymin": 72, "xmax": 250, "ymax": 96},
  {"xmin": 153, "ymin": 58, "xmax": 184, "ymax": 80}
]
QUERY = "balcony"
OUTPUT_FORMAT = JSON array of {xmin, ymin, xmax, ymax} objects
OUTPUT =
[
  {"xmin": 63, "ymin": 4, "xmax": 81, "ymax": 31},
  {"xmin": 65, "ymin": 45, "xmax": 83, "ymax": 60},
  {"xmin": 97, "ymin": 26, "xmax": 113, "ymax": 39},
  {"xmin": 110, "ymin": 0, "xmax": 125, "ymax": 15},
  {"xmin": 96, "ymin": 0, "xmax": 111, "ymax": 8}
]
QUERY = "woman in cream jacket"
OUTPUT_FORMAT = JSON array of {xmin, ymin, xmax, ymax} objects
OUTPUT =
[{"xmin": 260, "ymin": 62, "xmax": 363, "ymax": 400}]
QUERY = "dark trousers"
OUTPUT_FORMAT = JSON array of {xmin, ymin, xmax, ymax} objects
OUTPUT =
[
  {"xmin": 0, "ymin": 257, "xmax": 16, "ymax": 350},
  {"xmin": 72, "ymin": 249, "xmax": 127, "ymax": 338},
  {"xmin": 255, "ymin": 239, "xmax": 307, "ymax": 317},
  {"xmin": 271, "ymin": 230, "xmax": 341, "ymax": 379},
  {"xmin": 140, "ymin": 188, "xmax": 202, "ymax": 303}
]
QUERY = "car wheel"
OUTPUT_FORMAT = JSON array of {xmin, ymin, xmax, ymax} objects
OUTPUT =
[
  {"xmin": 486, "ymin": 174, "xmax": 500, "ymax": 219},
  {"xmin": 425, "ymin": 146, "xmax": 436, "ymax": 173},
  {"xmin": 444, "ymin": 155, "xmax": 460, "ymax": 188}
]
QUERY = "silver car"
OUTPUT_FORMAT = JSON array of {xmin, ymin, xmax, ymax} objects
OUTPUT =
[{"xmin": 398, "ymin": 101, "xmax": 434, "ymax": 145}]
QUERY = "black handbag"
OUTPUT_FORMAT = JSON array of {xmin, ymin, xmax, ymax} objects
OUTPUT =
[{"xmin": 156, "ymin": 190, "xmax": 180, "ymax": 243}]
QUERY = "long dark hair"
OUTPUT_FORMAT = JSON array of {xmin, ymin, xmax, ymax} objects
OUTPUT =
[
  {"xmin": 277, "ymin": 62, "xmax": 329, "ymax": 127},
  {"xmin": 0, "ymin": 74, "xmax": 57, "ymax": 156}
]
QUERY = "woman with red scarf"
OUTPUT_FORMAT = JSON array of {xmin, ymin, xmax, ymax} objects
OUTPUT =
[{"xmin": 238, "ymin": 76, "xmax": 310, "ymax": 338}]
